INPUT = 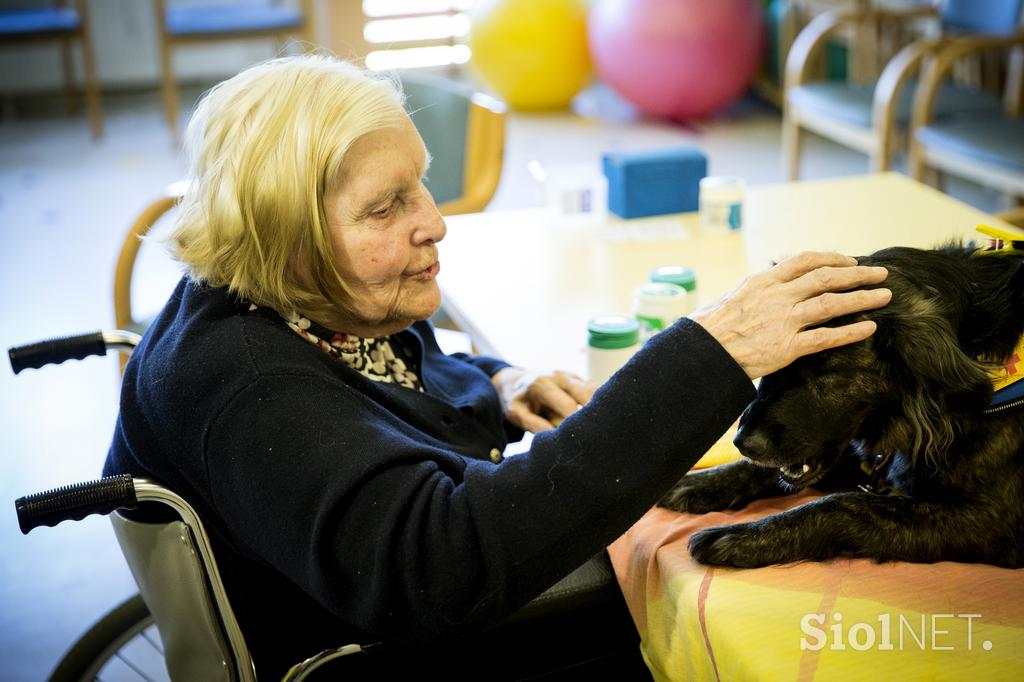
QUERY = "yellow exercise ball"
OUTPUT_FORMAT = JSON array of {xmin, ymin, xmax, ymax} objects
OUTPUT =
[{"xmin": 469, "ymin": 0, "xmax": 592, "ymax": 111}]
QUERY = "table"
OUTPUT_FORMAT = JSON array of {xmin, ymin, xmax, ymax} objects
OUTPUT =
[
  {"xmin": 438, "ymin": 172, "xmax": 1015, "ymax": 377},
  {"xmin": 437, "ymin": 173, "xmax": 1024, "ymax": 681},
  {"xmin": 609, "ymin": 497, "xmax": 1024, "ymax": 681}
]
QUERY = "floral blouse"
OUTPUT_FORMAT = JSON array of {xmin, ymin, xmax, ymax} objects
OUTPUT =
[{"xmin": 270, "ymin": 308, "xmax": 424, "ymax": 392}]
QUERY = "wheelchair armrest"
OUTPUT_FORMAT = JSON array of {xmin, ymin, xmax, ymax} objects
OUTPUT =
[
  {"xmin": 283, "ymin": 553, "xmax": 639, "ymax": 679},
  {"xmin": 504, "ymin": 552, "xmax": 620, "ymax": 625}
]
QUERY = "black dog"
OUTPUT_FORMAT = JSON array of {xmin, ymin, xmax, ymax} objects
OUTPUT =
[{"xmin": 660, "ymin": 245, "xmax": 1024, "ymax": 569}]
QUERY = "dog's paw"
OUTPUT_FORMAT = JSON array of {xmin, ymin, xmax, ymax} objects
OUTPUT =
[
  {"xmin": 688, "ymin": 524, "xmax": 777, "ymax": 568},
  {"xmin": 658, "ymin": 473, "xmax": 741, "ymax": 514}
]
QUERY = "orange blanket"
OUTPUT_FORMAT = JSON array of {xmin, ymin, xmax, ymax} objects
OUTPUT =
[{"xmin": 609, "ymin": 492, "xmax": 1024, "ymax": 681}]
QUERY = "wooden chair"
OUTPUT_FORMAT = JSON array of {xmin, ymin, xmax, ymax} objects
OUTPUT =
[
  {"xmin": 155, "ymin": 0, "xmax": 315, "ymax": 141},
  {"xmin": 0, "ymin": 0, "xmax": 102, "ymax": 138},
  {"xmin": 756, "ymin": 0, "xmax": 854, "ymax": 108},
  {"xmin": 113, "ymin": 182, "xmax": 186, "ymax": 371},
  {"xmin": 783, "ymin": 0, "xmax": 1022, "ymax": 179},
  {"xmin": 400, "ymin": 74, "xmax": 506, "ymax": 340},
  {"xmin": 402, "ymin": 74, "xmax": 507, "ymax": 215},
  {"xmin": 998, "ymin": 205, "xmax": 1024, "ymax": 227},
  {"xmin": 910, "ymin": 29, "xmax": 1024, "ymax": 199}
]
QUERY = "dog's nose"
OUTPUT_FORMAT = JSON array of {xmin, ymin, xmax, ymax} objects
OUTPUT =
[{"xmin": 734, "ymin": 430, "xmax": 769, "ymax": 459}]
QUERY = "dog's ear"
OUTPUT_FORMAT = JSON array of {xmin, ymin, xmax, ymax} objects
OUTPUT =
[
  {"xmin": 873, "ymin": 306, "xmax": 991, "ymax": 463},
  {"xmin": 903, "ymin": 318, "xmax": 991, "ymax": 408},
  {"xmin": 960, "ymin": 254, "xmax": 1024, "ymax": 358},
  {"xmin": 870, "ymin": 257, "xmax": 994, "ymax": 409}
]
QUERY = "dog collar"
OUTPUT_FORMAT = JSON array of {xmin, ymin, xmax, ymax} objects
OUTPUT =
[{"xmin": 858, "ymin": 338, "xmax": 1022, "ymax": 488}]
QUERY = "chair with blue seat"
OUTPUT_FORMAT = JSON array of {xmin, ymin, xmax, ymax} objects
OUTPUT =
[
  {"xmin": 910, "ymin": 29, "xmax": 1024, "ymax": 200},
  {"xmin": 155, "ymin": 0, "xmax": 314, "ymax": 141},
  {"xmin": 783, "ymin": 0, "xmax": 1023, "ymax": 179},
  {"xmin": 0, "ymin": 0, "xmax": 102, "ymax": 138}
]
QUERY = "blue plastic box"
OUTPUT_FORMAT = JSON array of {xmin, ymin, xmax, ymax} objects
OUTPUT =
[{"xmin": 602, "ymin": 146, "xmax": 708, "ymax": 219}]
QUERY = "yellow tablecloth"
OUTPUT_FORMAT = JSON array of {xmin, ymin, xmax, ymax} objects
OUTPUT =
[
  {"xmin": 690, "ymin": 424, "xmax": 742, "ymax": 470},
  {"xmin": 608, "ymin": 493, "xmax": 1024, "ymax": 681}
]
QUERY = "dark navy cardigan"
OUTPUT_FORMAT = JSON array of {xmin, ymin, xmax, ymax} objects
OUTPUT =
[{"xmin": 105, "ymin": 277, "xmax": 754, "ymax": 675}]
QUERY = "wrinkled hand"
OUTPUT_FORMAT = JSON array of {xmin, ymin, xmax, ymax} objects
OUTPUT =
[
  {"xmin": 491, "ymin": 367, "xmax": 595, "ymax": 433},
  {"xmin": 691, "ymin": 252, "xmax": 891, "ymax": 379}
]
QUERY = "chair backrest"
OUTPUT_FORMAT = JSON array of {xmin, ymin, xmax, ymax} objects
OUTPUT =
[
  {"xmin": 0, "ymin": 2, "xmax": 80, "ymax": 41},
  {"xmin": 113, "ymin": 184, "xmax": 186, "ymax": 373},
  {"xmin": 111, "ymin": 513, "xmax": 247, "ymax": 681},
  {"xmin": 941, "ymin": 0, "xmax": 1024, "ymax": 35},
  {"xmin": 113, "ymin": 184, "xmax": 186, "ymax": 334},
  {"xmin": 110, "ymin": 480, "xmax": 257, "ymax": 682},
  {"xmin": 402, "ymin": 74, "xmax": 507, "ymax": 215},
  {"xmin": 157, "ymin": 0, "xmax": 313, "ymax": 40},
  {"xmin": 110, "ymin": 479, "xmax": 373, "ymax": 681},
  {"xmin": 0, "ymin": 0, "xmax": 104, "ymax": 137}
]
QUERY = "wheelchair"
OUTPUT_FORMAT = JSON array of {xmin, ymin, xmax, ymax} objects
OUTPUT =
[{"xmin": 10, "ymin": 331, "xmax": 649, "ymax": 681}]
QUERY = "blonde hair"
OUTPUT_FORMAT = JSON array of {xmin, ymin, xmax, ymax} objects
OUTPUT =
[{"xmin": 169, "ymin": 54, "xmax": 406, "ymax": 320}]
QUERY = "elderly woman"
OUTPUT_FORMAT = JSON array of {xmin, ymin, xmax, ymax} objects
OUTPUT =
[{"xmin": 105, "ymin": 56, "xmax": 889, "ymax": 677}]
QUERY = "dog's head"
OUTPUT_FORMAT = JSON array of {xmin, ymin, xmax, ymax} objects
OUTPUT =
[{"xmin": 734, "ymin": 246, "xmax": 1024, "ymax": 487}]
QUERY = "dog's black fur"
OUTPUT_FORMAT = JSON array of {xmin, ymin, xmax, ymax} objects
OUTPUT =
[{"xmin": 659, "ymin": 245, "xmax": 1024, "ymax": 569}]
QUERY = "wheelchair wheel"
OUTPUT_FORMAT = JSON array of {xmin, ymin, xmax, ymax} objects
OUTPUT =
[{"xmin": 49, "ymin": 594, "xmax": 170, "ymax": 682}]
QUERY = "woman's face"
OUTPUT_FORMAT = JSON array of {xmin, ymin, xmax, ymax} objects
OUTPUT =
[{"xmin": 323, "ymin": 116, "xmax": 447, "ymax": 336}]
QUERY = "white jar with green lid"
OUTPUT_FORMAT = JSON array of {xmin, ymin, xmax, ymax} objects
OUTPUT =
[
  {"xmin": 650, "ymin": 265, "xmax": 698, "ymax": 316},
  {"xmin": 633, "ymin": 282, "xmax": 688, "ymax": 342},
  {"xmin": 587, "ymin": 315, "xmax": 641, "ymax": 385}
]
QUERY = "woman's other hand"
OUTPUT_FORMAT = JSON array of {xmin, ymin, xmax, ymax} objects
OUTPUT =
[
  {"xmin": 491, "ymin": 368, "xmax": 595, "ymax": 433},
  {"xmin": 692, "ymin": 252, "xmax": 891, "ymax": 379}
]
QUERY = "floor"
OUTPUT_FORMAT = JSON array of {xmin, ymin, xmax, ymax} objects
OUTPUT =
[{"xmin": 0, "ymin": 81, "xmax": 1004, "ymax": 681}]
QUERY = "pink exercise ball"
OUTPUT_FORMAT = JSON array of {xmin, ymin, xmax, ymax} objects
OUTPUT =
[{"xmin": 588, "ymin": 0, "xmax": 764, "ymax": 120}]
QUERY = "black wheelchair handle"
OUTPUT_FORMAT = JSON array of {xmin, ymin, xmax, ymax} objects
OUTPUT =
[
  {"xmin": 15, "ymin": 474, "xmax": 137, "ymax": 534},
  {"xmin": 8, "ymin": 331, "xmax": 107, "ymax": 374}
]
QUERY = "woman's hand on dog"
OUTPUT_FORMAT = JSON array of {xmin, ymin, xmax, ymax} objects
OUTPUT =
[{"xmin": 692, "ymin": 252, "xmax": 891, "ymax": 379}]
